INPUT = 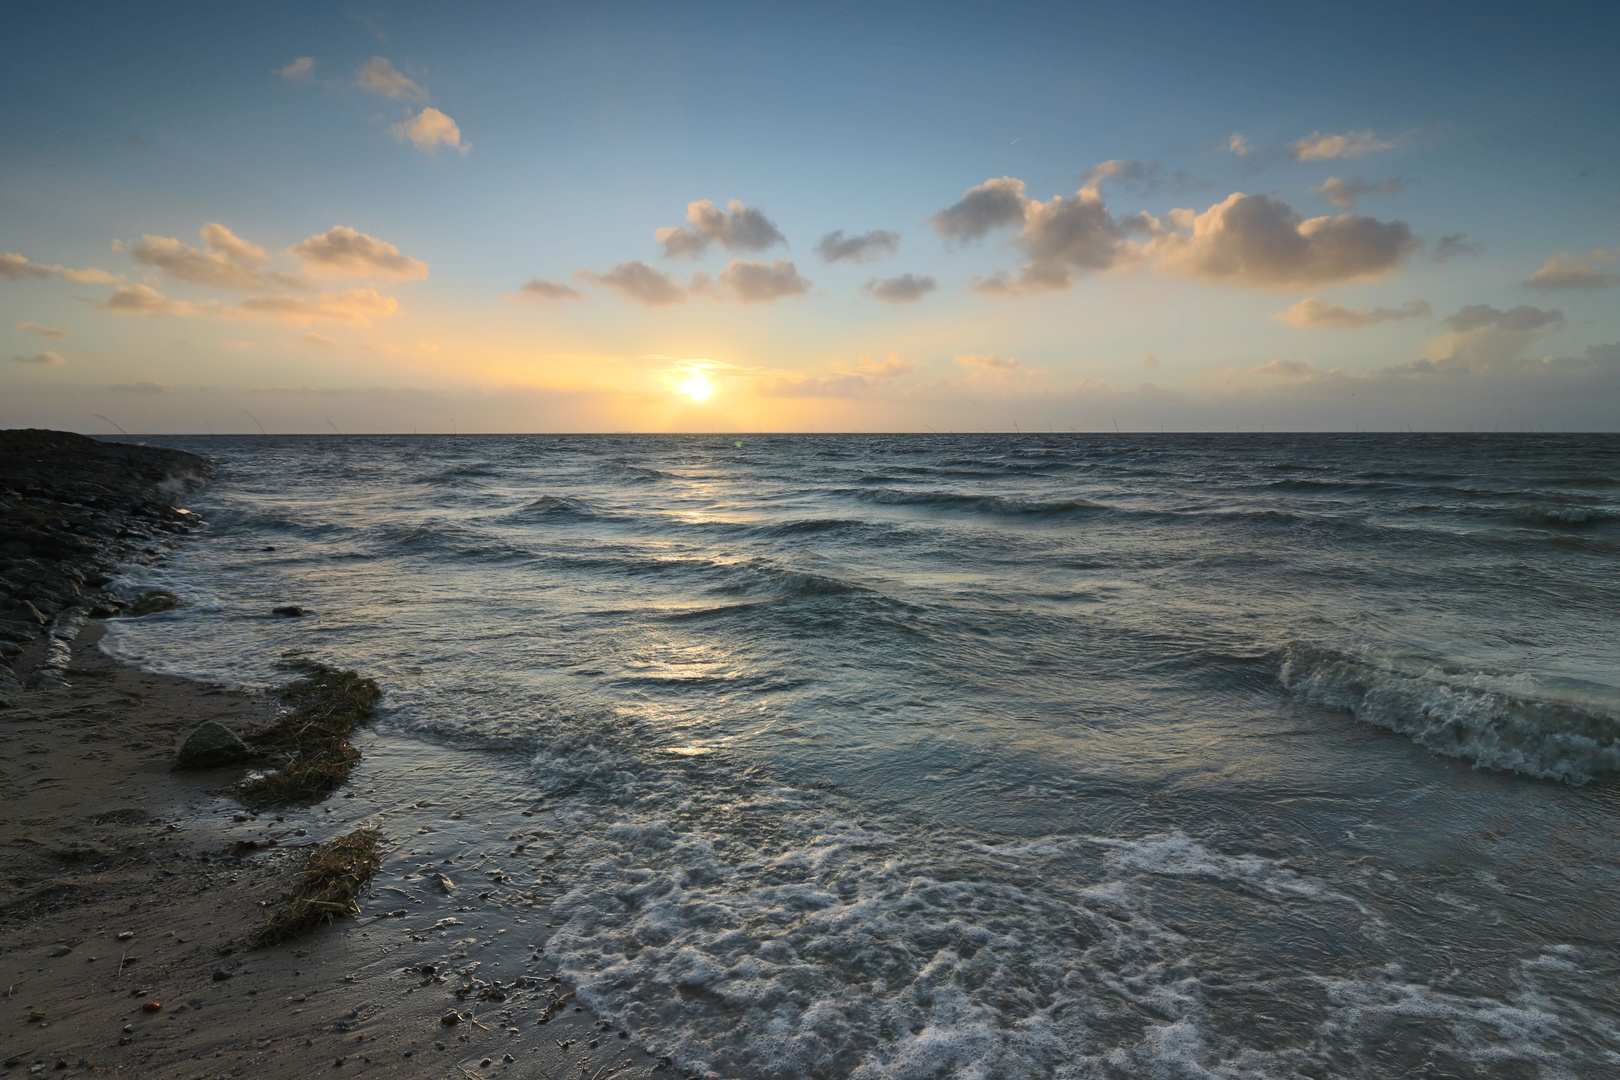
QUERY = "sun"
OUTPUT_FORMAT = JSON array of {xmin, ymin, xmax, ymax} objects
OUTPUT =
[{"xmin": 680, "ymin": 375, "xmax": 713, "ymax": 402}]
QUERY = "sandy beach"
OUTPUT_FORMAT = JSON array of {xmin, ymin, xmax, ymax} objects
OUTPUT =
[{"xmin": 0, "ymin": 432, "xmax": 665, "ymax": 1079}]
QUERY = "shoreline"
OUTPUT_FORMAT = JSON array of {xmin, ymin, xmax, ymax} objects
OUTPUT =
[{"xmin": 1, "ymin": 431, "xmax": 668, "ymax": 1079}]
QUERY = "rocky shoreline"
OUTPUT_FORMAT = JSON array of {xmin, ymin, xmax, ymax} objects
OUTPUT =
[
  {"xmin": 0, "ymin": 430, "xmax": 210, "ymax": 703},
  {"xmin": 0, "ymin": 432, "xmax": 665, "ymax": 1079}
]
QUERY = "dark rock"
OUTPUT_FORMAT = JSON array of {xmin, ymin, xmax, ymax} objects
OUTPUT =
[
  {"xmin": 272, "ymin": 605, "xmax": 306, "ymax": 617},
  {"xmin": 0, "ymin": 669, "xmax": 20, "ymax": 708},
  {"xmin": 126, "ymin": 590, "xmax": 179, "ymax": 617},
  {"xmin": 175, "ymin": 721, "xmax": 254, "ymax": 769},
  {"xmin": 24, "ymin": 669, "xmax": 69, "ymax": 692},
  {"xmin": 211, "ymin": 969, "xmax": 233, "ymax": 981}
]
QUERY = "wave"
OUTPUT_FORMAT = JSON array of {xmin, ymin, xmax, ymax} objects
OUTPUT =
[
  {"xmin": 1280, "ymin": 642, "xmax": 1620, "ymax": 783},
  {"xmin": 596, "ymin": 461, "xmax": 679, "ymax": 482},
  {"xmin": 844, "ymin": 487, "xmax": 1106, "ymax": 516},
  {"xmin": 509, "ymin": 495, "xmax": 598, "ymax": 519},
  {"xmin": 1508, "ymin": 503, "xmax": 1612, "ymax": 527}
]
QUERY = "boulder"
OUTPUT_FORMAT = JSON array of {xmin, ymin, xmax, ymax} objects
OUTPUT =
[
  {"xmin": 25, "ymin": 668, "xmax": 69, "ymax": 691},
  {"xmin": 175, "ymin": 721, "xmax": 254, "ymax": 769},
  {"xmin": 0, "ymin": 668, "xmax": 20, "ymax": 708}
]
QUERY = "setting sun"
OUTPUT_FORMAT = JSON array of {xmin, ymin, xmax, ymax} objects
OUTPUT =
[{"xmin": 680, "ymin": 375, "xmax": 713, "ymax": 402}]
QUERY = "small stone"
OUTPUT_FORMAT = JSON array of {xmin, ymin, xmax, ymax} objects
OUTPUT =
[
  {"xmin": 503, "ymin": 1054, "xmax": 515, "ymax": 1063},
  {"xmin": 480, "ymin": 1059, "xmax": 492, "ymax": 1068},
  {"xmin": 441, "ymin": 1012, "xmax": 460, "ymax": 1026},
  {"xmin": 122, "ymin": 1025, "xmax": 133, "ymax": 1034},
  {"xmin": 272, "ymin": 605, "xmax": 306, "ymax": 617},
  {"xmin": 212, "ymin": 969, "xmax": 232, "ymax": 981},
  {"xmin": 141, "ymin": 1002, "xmax": 161, "ymax": 1012},
  {"xmin": 433, "ymin": 1042, "xmax": 445, "ymax": 1052},
  {"xmin": 175, "ymin": 721, "xmax": 253, "ymax": 769},
  {"xmin": 47, "ymin": 946, "xmax": 71, "ymax": 958}
]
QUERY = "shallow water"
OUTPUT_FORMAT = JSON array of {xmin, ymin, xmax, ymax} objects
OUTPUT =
[{"xmin": 105, "ymin": 433, "xmax": 1620, "ymax": 1078}]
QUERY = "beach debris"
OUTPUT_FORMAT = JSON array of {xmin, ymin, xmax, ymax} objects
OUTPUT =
[
  {"xmin": 272, "ymin": 605, "xmax": 306, "ymax": 617},
  {"xmin": 429, "ymin": 872, "xmax": 456, "ymax": 894},
  {"xmin": 174, "ymin": 720, "xmax": 254, "ymax": 770},
  {"xmin": 46, "ymin": 946, "xmax": 71, "ymax": 957},
  {"xmin": 125, "ymin": 590, "xmax": 179, "ymax": 617},
  {"xmin": 114, "ymin": 931, "xmax": 134, "ymax": 941},
  {"xmin": 238, "ymin": 661, "xmax": 381, "ymax": 807},
  {"xmin": 249, "ymin": 826, "xmax": 383, "ymax": 949}
]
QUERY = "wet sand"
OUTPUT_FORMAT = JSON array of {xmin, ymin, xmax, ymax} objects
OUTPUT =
[{"xmin": 1, "ymin": 623, "xmax": 667, "ymax": 1079}]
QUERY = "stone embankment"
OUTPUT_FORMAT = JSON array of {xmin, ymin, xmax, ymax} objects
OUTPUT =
[{"xmin": 0, "ymin": 429, "xmax": 210, "ymax": 705}]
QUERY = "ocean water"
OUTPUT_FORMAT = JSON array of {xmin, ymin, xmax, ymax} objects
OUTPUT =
[{"xmin": 103, "ymin": 433, "xmax": 1620, "ymax": 1078}]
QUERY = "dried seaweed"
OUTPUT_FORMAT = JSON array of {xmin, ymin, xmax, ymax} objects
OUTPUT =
[
  {"xmin": 249, "ymin": 827, "xmax": 382, "ymax": 949},
  {"xmin": 237, "ymin": 660, "xmax": 380, "ymax": 807}
]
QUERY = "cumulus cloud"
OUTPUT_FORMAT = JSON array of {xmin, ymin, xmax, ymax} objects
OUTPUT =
[
  {"xmin": 16, "ymin": 321, "xmax": 70, "ymax": 338},
  {"xmin": 656, "ymin": 200, "xmax": 785, "ymax": 258},
  {"xmin": 11, "ymin": 351, "xmax": 64, "ymax": 365},
  {"xmin": 111, "ymin": 381, "xmax": 169, "ymax": 394},
  {"xmin": 753, "ymin": 353, "xmax": 913, "ymax": 398},
  {"xmin": 279, "ymin": 57, "xmax": 315, "ymax": 81},
  {"xmin": 357, "ymin": 57, "xmax": 426, "ymax": 101},
  {"xmin": 98, "ymin": 282, "xmax": 397, "ymax": 326},
  {"xmin": 1524, "ymin": 250, "xmax": 1619, "ymax": 290},
  {"xmin": 1432, "ymin": 233, "xmax": 1483, "ymax": 262},
  {"xmin": 1401, "ymin": 304, "xmax": 1564, "ymax": 374},
  {"xmin": 815, "ymin": 229, "xmax": 899, "ymax": 263},
  {"xmin": 1228, "ymin": 133, "xmax": 1251, "ymax": 157},
  {"xmin": 226, "ymin": 289, "xmax": 398, "ymax": 327},
  {"xmin": 100, "ymin": 283, "xmax": 196, "ymax": 316},
  {"xmin": 1273, "ymin": 296, "xmax": 1431, "ymax": 329},
  {"xmin": 930, "ymin": 177, "xmax": 1029, "ymax": 243},
  {"xmin": 1288, "ymin": 130, "xmax": 1398, "ymax": 161},
  {"xmin": 0, "ymin": 252, "xmax": 120, "ymax": 284},
  {"xmin": 1250, "ymin": 357, "xmax": 1330, "ymax": 379},
  {"xmin": 716, "ymin": 259, "xmax": 810, "ymax": 303},
  {"xmin": 289, "ymin": 226, "xmax": 429, "ymax": 280},
  {"xmin": 957, "ymin": 353, "xmax": 1019, "ymax": 369},
  {"xmin": 132, "ymin": 224, "xmax": 306, "ymax": 291},
  {"xmin": 862, "ymin": 273, "xmax": 935, "ymax": 303},
  {"xmin": 574, "ymin": 262, "xmax": 687, "ymax": 306},
  {"xmin": 391, "ymin": 108, "xmax": 465, "ymax": 153},
  {"xmin": 516, "ymin": 278, "xmax": 585, "ymax": 302},
  {"xmin": 1149, "ymin": 193, "xmax": 1418, "ymax": 290},
  {"xmin": 1313, "ymin": 176, "xmax": 1405, "ymax": 208}
]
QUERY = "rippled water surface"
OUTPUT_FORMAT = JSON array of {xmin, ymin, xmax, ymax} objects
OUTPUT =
[{"xmin": 107, "ymin": 433, "xmax": 1620, "ymax": 1078}]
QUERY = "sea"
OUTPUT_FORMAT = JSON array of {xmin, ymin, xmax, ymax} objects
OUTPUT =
[{"xmin": 101, "ymin": 433, "xmax": 1620, "ymax": 1079}]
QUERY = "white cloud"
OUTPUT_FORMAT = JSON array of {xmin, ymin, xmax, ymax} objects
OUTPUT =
[
  {"xmin": 98, "ymin": 283, "xmax": 398, "ymax": 326},
  {"xmin": 1312, "ymin": 176, "xmax": 1405, "ymax": 208},
  {"xmin": 1250, "ymin": 357, "xmax": 1330, "ymax": 379},
  {"xmin": 815, "ymin": 229, "xmax": 900, "ymax": 263},
  {"xmin": 1141, "ymin": 351, "xmax": 1161, "ymax": 367},
  {"xmin": 289, "ymin": 226, "xmax": 429, "ymax": 280},
  {"xmin": 957, "ymin": 353, "xmax": 1019, "ymax": 369},
  {"xmin": 1400, "ymin": 304, "xmax": 1564, "ymax": 374},
  {"xmin": 930, "ymin": 177, "xmax": 1028, "ymax": 243},
  {"xmin": 1228, "ymin": 133, "xmax": 1250, "ymax": 157},
  {"xmin": 1288, "ymin": 130, "xmax": 1398, "ymax": 161},
  {"xmin": 11, "ymin": 351, "xmax": 63, "ymax": 365},
  {"xmin": 391, "ymin": 108, "xmax": 465, "ymax": 153},
  {"xmin": 220, "ymin": 339, "xmax": 256, "ymax": 350},
  {"xmin": 279, "ymin": 57, "xmax": 315, "ymax": 81},
  {"xmin": 1524, "ymin": 250, "xmax": 1619, "ymax": 291},
  {"xmin": 111, "ymin": 381, "xmax": 169, "ymax": 393},
  {"xmin": 716, "ymin": 259, "xmax": 810, "ymax": 303},
  {"xmin": 0, "ymin": 251, "xmax": 120, "ymax": 284},
  {"xmin": 225, "ymin": 289, "xmax": 398, "ymax": 327},
  {"xmin": 1149, "ymin": 193, "xmax": 1418, "ymax": 290},
  {"xmin": 1432, "ymin": 233, "xmax": 1483, "ymax": 262},
  {"xmin": 357, "ymin": 58, "xmax": 426, "ymax": 101},
  {"xmin": 656, "ymin": 200, "xmax": 786, "ymax": 258},
  {"xmin": 1273, "ymin": 296, "xmax": 1431, "ymax": 329},
  {"xmin": 753, "ymin": 353, "xmax": 913, "ymax": 398},
  {"xmin": 862, "ymin": 273, "xmax": 935, "ymax": 303},
  {"xmin": 516, "ymin": 278, "xmax": 585, "ymax": 302},
  {"xmin": 131, "ymin": 224, "xmax": 306, "ymax": 291},
  {"xmin": 575, "ymin": 262, "xmax": 687, "ymax": 306},
  {"xmin": 100, "ymin": 283, "xmax": 196, "ymax": 316},
  {"xmin": 16, "ymin": 321, "xmax": 70, "ymax": 339}
]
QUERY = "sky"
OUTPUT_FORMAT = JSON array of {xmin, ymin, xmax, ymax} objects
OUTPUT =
[{"xmin": 3, "ymin": 0, "xmax": 1618, "ymax": 433}]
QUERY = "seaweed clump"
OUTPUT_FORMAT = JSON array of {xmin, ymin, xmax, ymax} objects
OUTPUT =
[
  {"xmin": 239, "ymin": 659, "xmax": 381, "ymax": 807},
  {"xmin": 250, "ymin": 826, "xmax": 382, "ymax": 948}
]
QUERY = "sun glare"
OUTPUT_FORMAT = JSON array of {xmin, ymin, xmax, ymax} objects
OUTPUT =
[{"xmin": 680, "ymin": 376, "xmax": 713, "ymax": 402}]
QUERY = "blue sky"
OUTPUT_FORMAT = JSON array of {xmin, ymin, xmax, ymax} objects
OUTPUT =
[{"xmin": 3, "ymin": 0, "xmax": 1617, "ymax": 432}]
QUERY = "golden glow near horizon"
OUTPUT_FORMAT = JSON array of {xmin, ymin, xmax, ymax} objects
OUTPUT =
[{"xmin": 680, "ymin": 375, "xmax": 714, "ymax": 402}]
